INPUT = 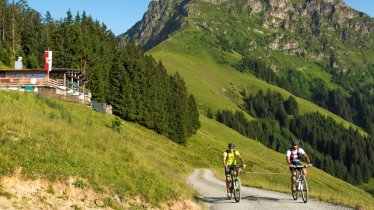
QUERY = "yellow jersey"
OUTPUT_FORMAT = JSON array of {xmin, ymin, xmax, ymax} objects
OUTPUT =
[{"xmin": 224, "ymin": 150, "xmax": 240, "ymax": 166}]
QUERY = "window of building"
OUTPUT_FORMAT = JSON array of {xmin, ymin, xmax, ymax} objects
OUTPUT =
[
  {"xmin": 26, "ymin": 74, "xmax": 46, "ymax": 78},
  {"xmin": 9, "ymin": 74, "xmax": 22, "ymax": 78},
  {"xmin": 34, "ymin": 74, "xmax": 46, "ymax": 78}
]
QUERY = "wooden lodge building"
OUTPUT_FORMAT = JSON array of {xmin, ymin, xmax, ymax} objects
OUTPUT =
[{"xmin": 0, "ymin": 68, "xmax": 91, "ymax": 104}]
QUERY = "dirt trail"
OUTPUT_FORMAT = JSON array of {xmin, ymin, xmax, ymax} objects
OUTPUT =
[{"xmin": 187, "ymin": 169, "xmax": 352, "ymax": 210}]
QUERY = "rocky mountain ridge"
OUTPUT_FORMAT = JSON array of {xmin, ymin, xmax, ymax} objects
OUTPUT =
[
  {"xmin": 118, "ymin": 0, "xmax": 190, "ymax": 50},
  {"xmin": 119, "ymin": 0, "xmax": 373, "ymax": 54}
]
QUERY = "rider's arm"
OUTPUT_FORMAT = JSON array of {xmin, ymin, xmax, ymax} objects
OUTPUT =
[
  {"xmin": 238, "ymin": 154, "xmax": 245, "ymax": 165},
  {"xmin": 286, "ymin": 150, "xmax": 294, "ymax": 167},
  {"xmin": 223, "ymin": 153, "xmax": 227, "ymax": 167},
  {"xmin": 303, "ymin": 153, "xmax": 312, "ymax": 165},
  {"xmin": 286, "ymin": 156, "xmax": 293, "ymax": 167}
]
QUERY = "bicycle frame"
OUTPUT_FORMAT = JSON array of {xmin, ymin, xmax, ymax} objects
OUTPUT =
[
  {"xmin": 227, "ymin": 165, "xmax": 241, "ymax": 202},
  {"xmin": 296, "ymin": 171, "xmax": 305, "ymax": 190},
  {"xmin": 228, "ymin": 165, "xmax": 240, "ymax": 182},
  {"xmin": 290, "ymin": 164, "xmax": 310, "ymax": 203},
  {"xmin": 230, "ymin": 167, "xmax": 238, "ymax": 179}
]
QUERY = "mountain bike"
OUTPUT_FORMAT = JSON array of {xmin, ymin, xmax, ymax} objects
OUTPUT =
[
  {"xmin": 227, "ymin": 165, "xmax": 241, "ymax": 203},
  {"xmin": 290, "ymin": 164, "xmax": 311, "ymax": 203}
]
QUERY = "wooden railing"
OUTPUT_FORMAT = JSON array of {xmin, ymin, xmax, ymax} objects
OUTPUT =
[
  {"xmin": 40, "ymin": 91, "xmax": 91, "ymax": 105},
  {"xmin": 0, "ymin": 78, "xmax": 90, "ymax": 105},
  {"xmin": 47, "ymin": 79, "xmax": 64, "ymax": 87},
  {"xmin": 0, "ymin": 78, "xmax": 64, "ymax": 87}
]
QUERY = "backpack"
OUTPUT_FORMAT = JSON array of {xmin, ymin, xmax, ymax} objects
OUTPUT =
[
  {"xmin": 226, "ymin": 150, "xmax": 238, "ymax": 162},
  {"xmin": 290, "ymin": 147, "xmax": 303, "ymax": 161}
]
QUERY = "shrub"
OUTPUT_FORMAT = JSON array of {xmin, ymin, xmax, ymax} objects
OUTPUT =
[{"xmin": 111, "ymin": 117, "xmax": 124, "ymax": 134}]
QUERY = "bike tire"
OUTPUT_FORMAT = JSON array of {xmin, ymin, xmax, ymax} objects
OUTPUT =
[
  {"xmin": 233, "ymin": 178, "xmax": 241, "ymax": 203},
  {"xmin": 301, "ymin": 179, "xmax": 308, "ymax": 203}
]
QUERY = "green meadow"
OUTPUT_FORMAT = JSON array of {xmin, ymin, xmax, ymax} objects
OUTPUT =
[
  {"xmin": 0, "ymin": 92, "xmax": 372, "ymax": 209},
  {"xmin": 149, "ymin": 28, "xmax": 366, "ymax": 135}
]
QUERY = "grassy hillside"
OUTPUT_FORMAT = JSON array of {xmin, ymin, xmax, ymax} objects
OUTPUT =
[
  {"xmin": 0, "ymin": 92, "xmax": 197, "ymax": 208},
  {"xmin": 191, "ymin": 116, "xmax": 374, "ymax": 209},
  {"xmin": 360, "ymin": 178, "xmax": 374, "ymax": 197},
  {"xmin": 149, "ymin": 28, "xmax": 366, "ymax": 135},
  {"xmin": 0, "ymin": 92, "xmax": 373, "ymax": 209},
  {"xmin": 189, "ymin": 0, "xmax": 374, "ymax": 78}
]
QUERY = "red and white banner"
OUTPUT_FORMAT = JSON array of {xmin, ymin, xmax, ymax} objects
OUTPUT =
[{"xmin": 44, "ymin": 51, "xmax": 52, "ymax": 73}]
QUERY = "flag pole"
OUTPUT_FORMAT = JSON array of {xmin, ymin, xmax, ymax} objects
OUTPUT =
[
  {"xmin": 47, "ymin": 48, "xmax": 50, "ymax": 86},
  {"xmin": 47, "ymin": 51, "xmax": 49, "ymax": 86},
  {"xmin": 45, "ymin": 49, "xmax": 52, "ymax": 86}
]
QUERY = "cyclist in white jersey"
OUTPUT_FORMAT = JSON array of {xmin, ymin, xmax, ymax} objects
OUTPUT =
[{"xmin": 286, "ymin": 140, "xmax": 312, "ymax": 191}]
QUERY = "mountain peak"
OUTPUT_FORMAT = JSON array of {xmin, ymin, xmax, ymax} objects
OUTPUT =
[
  {"xmin": 118, "ymin": 0, "xmax": 191, "ymax": 50},
  {"xmin": 119, "ymin": 0, "xmax": 373, "ymax": 54}
]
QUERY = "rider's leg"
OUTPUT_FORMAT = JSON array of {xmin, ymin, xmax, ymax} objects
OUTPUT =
[
  {"xmin": 225, "ymin": 167, "xmax": 231, "ymax": 192},
  {"xmin": 236, "ymin": 168, "xmax": 241, "ymax": 177},
  {"xmin": 302, "ymin": 168, "xmax": 307, "ymax": 178},
  {"xmin": 226, "ymin": 174, "xmax": 231, "ymax": 192},
  {"xmin": 291, "ymin": 171, "xmax": 297, "ymax": 190}
]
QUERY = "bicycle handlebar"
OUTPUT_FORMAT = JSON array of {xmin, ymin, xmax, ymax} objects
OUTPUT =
[
  {"xmin": 228, "ymin": 165, "xmax": 242, "ymax": 169},
  {"xmin": 289, "ymin": 163, "xmax": 313, "ymax": 169}
]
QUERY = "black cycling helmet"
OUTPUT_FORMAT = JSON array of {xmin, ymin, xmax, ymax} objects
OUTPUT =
[
  {"xmin": 228, "ymin": 143, "xmax": 236, "ymax": 148},
  {"xmin": 291, "ymin": 140, "xmax": 299, "ymax": 146}
]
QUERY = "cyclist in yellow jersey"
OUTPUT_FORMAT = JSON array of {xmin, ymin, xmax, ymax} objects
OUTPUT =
[{"xmin": 223, "ymin": 143, "xmax": 246, "ymax": 197}]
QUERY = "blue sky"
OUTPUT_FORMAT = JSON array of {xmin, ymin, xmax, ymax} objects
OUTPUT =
[{"xmin": 27, "ymin": 0, "xmax": 374, "ymax": 36}]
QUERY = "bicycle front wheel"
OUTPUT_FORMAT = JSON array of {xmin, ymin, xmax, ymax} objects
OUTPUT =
[
  {"xmin": 233, "ymin": 178, "xmax": 241, "ymax": 203},
  {"xmin": 301, "ymin": 179, "xmax": 308, "ymax": 203}
]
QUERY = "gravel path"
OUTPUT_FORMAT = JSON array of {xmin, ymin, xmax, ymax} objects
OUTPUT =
[{"xmin": 187, "ymin": 169, "xmax": 351, "ymax": 210}]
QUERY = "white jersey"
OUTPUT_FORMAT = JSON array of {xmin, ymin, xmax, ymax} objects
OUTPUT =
[{"xmin": 286, "ymin": 148, "xmax": 305, "ymax": 162}]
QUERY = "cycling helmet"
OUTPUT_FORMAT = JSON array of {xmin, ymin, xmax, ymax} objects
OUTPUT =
[
  {"xmin": 291, "ymin": 140, "xmax": 299, "ymax": 146},
  {"xmin": 228, "ymin": 143, "xmax": 236, "ymax": 148}
]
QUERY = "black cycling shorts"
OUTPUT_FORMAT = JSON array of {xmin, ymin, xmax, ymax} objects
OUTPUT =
[
  {"xmin": 224, "ymin": 166, "xmax": 238, "ymax": 175},
  {"xmin": 289, "ymin": 162, "xmax": 302, "ymax": 173}
]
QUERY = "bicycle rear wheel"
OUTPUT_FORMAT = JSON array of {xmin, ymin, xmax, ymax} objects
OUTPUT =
[
  {"xmin": 233, "ymin": 178, "xmax": 241, "ymax": 203},
  {"xmin": 301, "ymin": 179, "xmax": 308, "ymax": 203}
]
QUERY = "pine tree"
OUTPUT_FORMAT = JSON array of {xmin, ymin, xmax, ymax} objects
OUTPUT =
[
  {"xmin": 284, "ymin": 96, "xmax": 298, "ymax": 115},
  {"xmin": 206, "ymin": 107, "xmax": 214, "ymax": 119},
  {"xmin": 168, "ymin": 73, "xmax": 188, "ymax": 144},
  {"xmin": 187, "ymin": 95, "xmax": 200, "ymax": 135}
]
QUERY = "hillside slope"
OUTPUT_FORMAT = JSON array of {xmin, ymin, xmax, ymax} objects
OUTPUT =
[
  {"xmin": 121, "ymin": 0, "xmax": 374, "ymax": 77},
  {"xmin": 122, "ymin": 0, "xmax": 374, "ymax": 132},
  {"xmin": 149, "ymin": 28, "xmax": 366, "ymax": 134},
  {"xmin": 0, "ymin": 92, "xmax": 199, "ymax": 209},
  {"xmin": 0, "ymin": 92, "xmax": 373, "ymax": 209}
]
